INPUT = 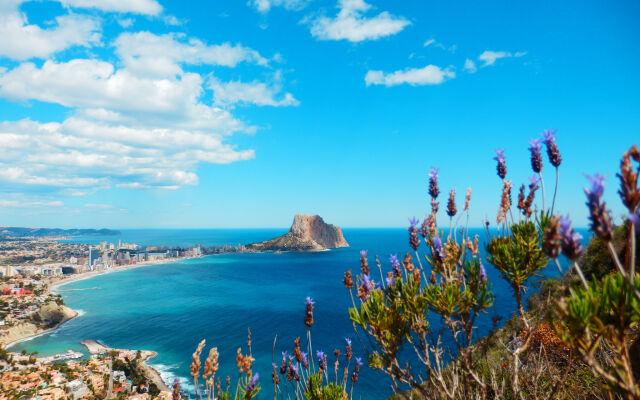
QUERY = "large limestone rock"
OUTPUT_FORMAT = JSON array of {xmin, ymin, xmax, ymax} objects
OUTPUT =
[{"xmin": 247, "ymin": 214, "xmax": 349, "ymax": 252}]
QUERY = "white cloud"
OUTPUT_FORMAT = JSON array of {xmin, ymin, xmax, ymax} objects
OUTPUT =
[
  {"xmin": 0, "ymin": 199, "xmax": 64, "ymax": 208},
  {"xmin": 210, "ymin": 77, "xmax": 300, "ymax": 107},
  {"xmin": 117, "ymin": 18, "xmax": 134, "ymax": 28},
  {"xmin": 423, "ymin": 38, "xmax": 435, "ymax": 47},
  {"xmin": 250, "ymin": 0, "xmax": 312, "ymax": 13},
  {"xmin": 84, "ymin": 203, "xmax": 114, "ymax": 208},
  {"xmin": 365, "ymin": 65, "xmax": 455, "ymax": 87},
  {"xmin": 0, "ymin": 10, "xmax": 101, "ymax": 60},
  {"xmin": 59, "ymin": 0, "xmax": 162, "ymax": 15},
  {"xmin": 0, "ymin": 118, "xmax": 255, "ymax": 190},
  {"xmin": 114, "ymin": 31, "xmax": 268, "ymax": 77},
  {"xmin": 478, "ymin": 50, "xmax": 526, "ymax": 67},
  {"xmin": 463, "ymin": 58, "xmax": 477, "ymax": 74},
  {"xmin": 310, "ymin": 0, "xmax": 410, "ymax": 42}
]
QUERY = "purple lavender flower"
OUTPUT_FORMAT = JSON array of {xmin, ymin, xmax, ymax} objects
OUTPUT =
[
  {"xmin": 559, "ymin": 215, "xmax": 583, "ymax": 261},
  {"xmin": 345, "ymin": 338, "xmax": 351, "ymax": 346},
  {"xmin": 446, "ymin": 189, "xmax": 457, "ymax": 217},
  {"xmin": 291, "ymin": 364, "xmax": 300, "ymax": 381},
  {"xmin": 528, "ymin": 138, "xmax": 543, "ymax": 173},
  {"xmin": 317, "ymin": 351, "xmax": 327, "ymax": 370},
  {"xmin": 390, "ymin": 254, "xmax": 402, "ymax": 277},
  {"xmin": 246, "ymin": 373, "xmax": 259, "ymax": 393},
  {"xmin": 304, "ymin": 297, "xmax": 314, "ymax": 306},
  {"xmin": 385, "ymin": 276, "xmax": 395, "ymax": 287},
  {"xmin": 355, "ymin": 357, "xmax": 363, "ymax": 367},
  {"xmin": 431, "ymin": 236, "xmax": 445, "ymax": 263},
  {"xmin": 528, "ymin": 175, "xmax": 540, "ymax": 189},
  {"xmin": 584, "ymin": 174, "xmax": 614, "ymax": 241},
  {"xmin": 541, "ymin": 129, "xmax": 562, "ymax": 167},
  {"xmin": 360, "ymin": 250, "xmax": 368, "ymax": 258},
  {"xmin": 408, "ymin": 217, "xmax": 420, "ymax": 251},
  {"xmin": 629, "ymin": 212, "xmax": 640, "ymax": 231},
  {"xmin": 479, "ymin": 262, "xmax": 487, "ymax": 282},
  {"xmin": 429, "ymin": 167, "xmax": 440, "ymax": 199},
  {"xmin": 494, "ymin": 149, "xmax": 507, "ymax": 179}
]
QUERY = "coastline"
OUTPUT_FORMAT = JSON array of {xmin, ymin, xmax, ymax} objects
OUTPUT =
[
  {"xmin": 49, "ymin": 254, "xmax": 204, "ymax": 291},
  {"xmin": 3, "ymin": 254, "xmax": 204, "ymax": 390},
  {"xmin": 3, "ymin": 307, "xmax": 79, "ymax": 349}
]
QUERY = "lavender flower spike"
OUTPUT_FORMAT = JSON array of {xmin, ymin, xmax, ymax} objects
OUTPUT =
[
  {"xmin": 559, "ymin": 215, "xmax": 583, "ymax": 261},
  {"xmin": 408, "ymin": 217, "xmax": 420, "ymax": 251},
  {"xmin": 528, "ymin": 175, "xmax": 540, "ymax": 189},
  {"xmin": 359, "ymin": 250, "xmax": 368, "ymax": 258},
  {"xmin": 432, "ymin": 236, "xmax": 445, "ymax": 263},
  {"xmin": 317, "ymin": 351, "xmax": 327, "ymax": 370},
  {"xmin": 246, "ymin": 373, "xmax": 259, "ymax": 393},
  {"xmin": 429, "ymin": 167, "xmax": 440, "ymax": 199},
  {"xmin": 541, "ymin": 128, "xmax": 562, "ymax": 167},
  {"xmin": 304, "ymin": 297, "xmax": 314, "ymax": 306},
  {"xmin": 584, "ymin": 173, "xmax": 614, "ymax": 241},
  {"xmin": 479, "ymin": 261, "xmax": 488, "ymax": 282},
  {"xmin": 528, "ymin": 138, "xmax": 543, "ymax": 173},
  {"xmin": 494, "ymin": 149, "xmax": 507, "ymax": 179}
]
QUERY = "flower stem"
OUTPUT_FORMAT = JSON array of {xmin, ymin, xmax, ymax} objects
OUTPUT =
[{"xmin": 551, "ymin": 167, "xmax": 559, "ymax": 215}]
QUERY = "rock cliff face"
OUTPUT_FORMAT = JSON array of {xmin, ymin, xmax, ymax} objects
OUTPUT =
[{"xmin": 247, "ymin": 214, "xmax": 349, "ymax": 252}]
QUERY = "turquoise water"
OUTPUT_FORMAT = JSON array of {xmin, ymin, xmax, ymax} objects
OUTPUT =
[{"xmin": 10, "ymin": 228, "xmax": 586, "ymax": 399}]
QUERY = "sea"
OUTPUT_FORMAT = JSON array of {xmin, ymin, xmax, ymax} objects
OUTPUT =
[{"xmin": 8, "ymin": 228, "xmax": 588, "ymax": 399}]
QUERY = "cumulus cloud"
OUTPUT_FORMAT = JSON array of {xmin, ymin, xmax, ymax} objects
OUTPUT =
[
  {"xmin": 58, "ymin": 0, "xmax": 162, "ymax": 15},
  {"xmin": 210, "ymin": 77, "xmax": 299, "ymax": 107},
  {"xmin": 463, "ymin": 58, "xmax": 477, "ymax": 73},
  {"xmin": 365, "ymin": 65, "xmax": 455, "ymax": 87},
  {"xmin": 478, "ymin": 50, "xmax": 526, "ymax": 67},
  {"xmin": 0, "ymin": 118, "xmax": 255, "ymax": 190},
  {"xmin": 310, "ymin": 0, "xmax": 410, "ymax": 42},
  {"xmin": 114, "ymin": 31, "xmax": 268, "ymax": 77},
  {"xmin": 0, "ymin": 10, "xmax": 101, "ymax": 60},
  {"xmin": 250, "ymin": 0, "xmax": 312, "ymax": 13},
  {"xmin": 0, "ymin": 199, "xmax": 64, "ymax": 208},
  {"xmin": 0, "ymin": 2, "xmax": 298, "ymax": 194}
]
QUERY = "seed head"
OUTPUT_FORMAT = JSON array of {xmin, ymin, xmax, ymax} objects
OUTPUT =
[
  {"xmin": 543, "ymin": 216, "xmax": 562, "ymax": 259},
  {"xmin": 304, "ymin": 297, "xmax": 314, "ymax": 329},
  {"xmin": 447, "ymin": 189, "xmax": 457, "ymax": 217},
  {"xmin": 359, "ymin": 250, "xmax": 369, "ymax": 275},
  {"xmin": 617, "ymin": 145, "xmax": 640, "ymax": 212},
  {"xmin": 191, "ymin": 339, "xmax": 206, "ymax": 379},
  {"xmin": 463, "ymin": 188, "xmax": 471, "ymax": 212},
  {"xmin": 343, "ymin": 269, "xmax": 353, "ymax": 290}
]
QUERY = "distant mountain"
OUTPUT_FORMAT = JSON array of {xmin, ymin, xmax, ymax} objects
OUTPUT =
[
  {"xmin": 0, "ymin": 226, "xmax": 120, "ymax": 238},
  {"xmin": 247, "ymin": 214, "xmax": 349, "ymax": 252}
]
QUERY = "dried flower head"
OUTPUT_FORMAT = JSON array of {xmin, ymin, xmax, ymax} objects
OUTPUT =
[
  {"xmin": 304, "ymin": 297, "xmax": 314, "ymax": 329},
  {"xmin": 203, "ymin": 347, "xmax": 219, "ymax": 379},
  {"xmin": 494, "ymin": 149, "xmax": 507, "ymax": 179},
  {"xmin": 541, "ymin": 129, "xmax": 562, "ymax": 167},
  {"xmin": 618, "ymin": 144, "xmax": 640, "ymax": 213},
  {"xmin": 463, "ymin": 187, "xmax": 471, "ymax": 212},
  {"xmin": 429, "ymin": 270, "xmax": 436, "ymax": 285},
  {"xmin": 191, "ymin": 339, "xmax": 206, "ymax": 379},
  {"xmin": 584, "ymin": 173, "xmax": 614, "ymax": 241},
  {"xmin": 429, "ymin": 167, "xmax": 440, "ymax": 198},
  {"xmin": 359, "ymin": 250, "xmax": 369, "ymax": 275},
  {"xmin": 279, "ymin": 352, "xmax": 287, "ymax": 375},
  {"xmin": 293, "ymin": 337, "xmax": 302, "ymax": 363},
  {"xmin": 543, "ymin": 216, "xmax": 562, "ymax": 259},
  {"xmin": 447, "ymin": 189, "xmax": 457, "ymax": 217},
  {"xmin": 343, "ymin": 269, "xmax": 353, "ymax": 290},
  {"xmin": 402, "ymin": 251, "xmax": 415, "ymax": 272},
  {"xmin": 408, "ymin": 217, "xmax": 420, "ymax": 251},
  {"xmin": 497, "ymin": 180, "xmax": 512, "ymax": 224}
]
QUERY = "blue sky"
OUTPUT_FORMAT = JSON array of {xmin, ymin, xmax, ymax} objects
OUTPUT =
[{"xmin": 0, "ymin": 0, "xmax": 638, "ymax": 228}]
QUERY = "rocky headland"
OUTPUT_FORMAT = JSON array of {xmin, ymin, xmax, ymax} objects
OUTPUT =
[{"xmin": 247, "ymin": 214, "xmax": 349, "ymax": 252}]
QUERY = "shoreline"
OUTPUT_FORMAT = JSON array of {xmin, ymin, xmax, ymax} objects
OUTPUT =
[
  {"xmin": 49, "ymin": 254, "xmax": 205, "ymax": 292},
  {"xmin": 5, "ymin": 255, "xmax": 203, "ymax": 349}
]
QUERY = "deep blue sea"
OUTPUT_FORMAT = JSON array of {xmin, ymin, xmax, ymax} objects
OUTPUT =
[{"xmin": 9, "ymin": 228, "xmax": 587, "ymax": 399}]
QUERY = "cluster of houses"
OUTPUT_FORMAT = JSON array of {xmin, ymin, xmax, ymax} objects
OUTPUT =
[{"xmin": 0, "ymin": 349, "xmax": 173, "ymax": 400}]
